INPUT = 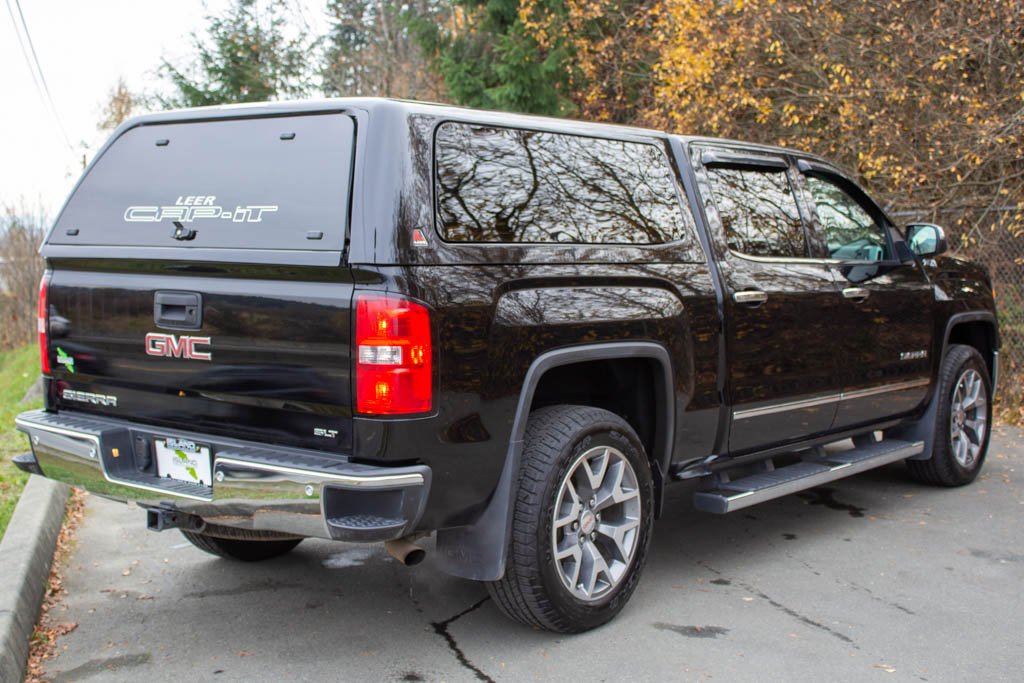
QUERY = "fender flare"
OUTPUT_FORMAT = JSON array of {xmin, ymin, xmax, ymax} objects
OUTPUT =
[
  {"xmin": 435, "ymin": 342, "xmax": 675, "ymax": 581},
  {"xmin": 942, "ymin": 311, "xmax": 999, "ymax": 376}
]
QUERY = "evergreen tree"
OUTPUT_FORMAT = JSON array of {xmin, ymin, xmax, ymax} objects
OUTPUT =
[
  {"xmin": 158, "ymin": 0, "xmax": 311, "ymax": 108},
  {"xmin": 412, "ymin": 0, "xmax": 572, "ymax": 116}
]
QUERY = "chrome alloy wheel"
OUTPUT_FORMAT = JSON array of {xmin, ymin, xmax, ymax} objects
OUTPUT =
[
  {"xmin": 950, "ymin": 368, "xmax": 987, "ymax": 468},
  {"xmin": 551, "ymin": 445, "xmax": 641, "ymax": 602}
]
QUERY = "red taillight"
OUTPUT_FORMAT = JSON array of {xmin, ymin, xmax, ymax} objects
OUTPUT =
[
  {"xmin": 355, "ymin": 293, "xmax": 432, "ymax": 415},
  {"xmin": 38, "ymin": 272, "xmax": 51, "ymax": 374}
]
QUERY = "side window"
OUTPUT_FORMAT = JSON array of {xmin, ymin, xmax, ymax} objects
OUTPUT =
[
  {"xmin": 434, "ymin": 123, "xmax": 694, "ymax": 244},
  {"xmin": 705, "ymin": 166, "xmax": 807, "ymax": 258},
  {"xmin": 805, "ymin": 175, "xmax": 891, "ymax": 261}
]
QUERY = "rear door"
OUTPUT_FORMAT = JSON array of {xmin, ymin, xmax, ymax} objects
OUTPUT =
[
  {"xmin": 692, "ymin": 146, "xmax": 840, "ymax": 453},
  {"xmin": 793, "ymin": 161, "xmax": 933, "ymax": 428},
  {"xmin": 43, "ymin": 113, "xmax": 357, "ymax": 453}
]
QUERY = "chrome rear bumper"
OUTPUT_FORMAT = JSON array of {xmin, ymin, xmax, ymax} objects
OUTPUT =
[{"xmin": 14, "ymin": 409, "xmax": 430, "ymax": 542}]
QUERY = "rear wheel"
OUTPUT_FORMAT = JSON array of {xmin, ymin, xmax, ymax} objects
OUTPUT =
[
  {"xmin": 486, "ymin": 405, "xmax": 654, "ymax": 633},
  {"xmin": 907, "ymin": 344, "xmax": 991, "ymax": 486},
  {"xmin": 181, "ymin": 528, "xmax": 302, "ymax": 562}
]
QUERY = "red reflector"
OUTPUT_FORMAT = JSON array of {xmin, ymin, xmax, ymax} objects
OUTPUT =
[
  {"xmin": 355, "ymin": 293, "xmax": 432, "ymax": 415},
  {"xmin": 38, "ymin": 272, "xmax": 51, "ymax": 374}
]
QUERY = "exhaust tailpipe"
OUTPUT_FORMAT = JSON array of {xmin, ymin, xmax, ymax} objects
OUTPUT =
[{"xmin": 385, "ymin": 537, "xmax": 426, "ymax": 566}]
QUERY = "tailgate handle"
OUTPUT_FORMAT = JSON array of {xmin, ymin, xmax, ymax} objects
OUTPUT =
[{"xmin": 154, "ymin": 291, "xmax": 202, "ymax": 330}]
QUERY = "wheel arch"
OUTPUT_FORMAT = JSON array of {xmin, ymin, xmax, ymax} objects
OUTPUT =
[
  {"xmin": 435, "ymin": 342, "xmax": 675, "ymax": 581},
  {"xmin": 943, "ymin": 312, "xmax": 1000, "ymax": 390}
]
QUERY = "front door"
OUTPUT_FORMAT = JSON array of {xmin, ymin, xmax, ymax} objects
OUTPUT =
[
  {"xmin": 794, "ymin": 163, "xmax": 934, "ymax": 429},
  {"xmin": 693, "ymin": 146, "xmax": 842, "ymax": 454}
]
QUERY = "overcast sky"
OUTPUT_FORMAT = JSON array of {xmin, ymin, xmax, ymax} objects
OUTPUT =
[{"xmin": 1, "ymin": 1, "xmax": 326, "ymax": 218}]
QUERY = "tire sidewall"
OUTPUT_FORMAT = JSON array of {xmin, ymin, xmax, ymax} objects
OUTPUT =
[{"xmin": 534, "ymin": 421, "xmax": 654, "ymax": 630}]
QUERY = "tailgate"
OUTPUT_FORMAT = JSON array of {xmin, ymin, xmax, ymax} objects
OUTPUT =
[{"xmin": 45, "ymin": 268, "xmax": 354, "ymax": 451}]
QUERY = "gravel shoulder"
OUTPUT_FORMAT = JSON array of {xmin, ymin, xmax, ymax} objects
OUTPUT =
[{"xmin": 39, "ymin": 426, "xmax": 1023, "ymax": 682}]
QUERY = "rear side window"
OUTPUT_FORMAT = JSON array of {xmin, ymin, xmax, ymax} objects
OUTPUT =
[
  {"xmin": 434, "ymin": 123, "xmax": 692, "ymax": 244},
  {"xmin": 706, "ymin": 167, "xmax": 807, "ymax": 259},
  {"xmin": 51, "ymin": 114, "xmax": 354, "ymax": 251}
]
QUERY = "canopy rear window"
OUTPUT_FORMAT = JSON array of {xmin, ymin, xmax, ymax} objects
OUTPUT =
[{"xmin": 51, "ymin": 113, "xmax": 354, "ymax": 251}]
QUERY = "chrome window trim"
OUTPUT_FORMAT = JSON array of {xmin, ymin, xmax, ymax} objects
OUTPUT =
[
  {"xmin": 731, "ymin": 251, "xmax": 873, "ymax": 266},
  {"xmin": 733, "ymin": 378, "xmax": 930, "ymax": 421}
]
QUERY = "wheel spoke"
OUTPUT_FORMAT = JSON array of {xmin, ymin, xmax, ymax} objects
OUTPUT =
[
  {"xmin": 554, "ymin": 479, "xmax": 582, "ymax": 530},
  {"xmin": 580, "ymin": 541, "xmax": 610, "ymax": 597},
  {"xmin": 559, "ymin": 543, "xmax": 582, "ymax": 588},
  {"xmin": 555, "ymin": 540, "xmax": 582, "ymax": 563},
  {"xmin": 964, "ymin": 419, "xmax": 986, "ymax": 445},
  {"xmin": 955, "ymin": 434, "xmax": 969, "ymax": 464},
  {"xmin": 595, "ymin": 462, "xmax": 639, "ymax": 512},
  {"xmin": 598, "ymin": 517, "xmax": 640, "ymax": 562},
  {"xmin": 582, "ymin": 448, "xmax": 610, "ymax": 493},
  {"xmin": 963, "ymin": 377, "xmax": 981, "ymax": 409}
]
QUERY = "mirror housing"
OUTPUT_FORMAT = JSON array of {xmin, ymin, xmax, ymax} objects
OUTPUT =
[{"xmin": 905, "ymin": 223, "xmax": 947, "ymax": 258}]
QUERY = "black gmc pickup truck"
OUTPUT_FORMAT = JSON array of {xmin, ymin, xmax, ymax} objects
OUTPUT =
[{"xmin": 15, "ymin": 98, "xmax": 999, "ymax": 633}]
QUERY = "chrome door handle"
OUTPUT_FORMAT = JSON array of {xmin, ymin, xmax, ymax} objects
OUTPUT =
[
  {"xmin": 733, "ymin": 290, "xmax": 768, "ymax": 305},
  {"xmin": 842, "ymin": 287, "xmax": 870, "ymax": 301}
]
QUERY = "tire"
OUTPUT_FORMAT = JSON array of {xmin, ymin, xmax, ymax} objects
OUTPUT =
[
  {"xmin": 181, "ymin": 529, "xmax": 302, "ymax": 562},
  {"xmin": 907, "ymin": 344, "xmax": 992, "ymax": 486},
  {"xmin": 486, "ymin": 405, "xmax": 655, "ymax": 633}
]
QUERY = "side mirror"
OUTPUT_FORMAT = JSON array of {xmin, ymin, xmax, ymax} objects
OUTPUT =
[{"xmin": 905, "ymin": 223, "xmax": 947, "ymax": 258}]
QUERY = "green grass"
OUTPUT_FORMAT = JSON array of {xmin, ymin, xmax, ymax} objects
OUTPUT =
[{"xmin": 0, "ymin": 344, "xmax": 42, "ymax": 540}]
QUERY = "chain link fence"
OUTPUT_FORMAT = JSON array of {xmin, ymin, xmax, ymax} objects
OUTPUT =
[{"xmin": 894, "ymin": 206, "xmax": 1024, "ymax": 413}]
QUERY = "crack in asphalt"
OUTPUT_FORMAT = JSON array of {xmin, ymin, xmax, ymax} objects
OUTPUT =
[
  {"xmin": 785, "ymin": 554, "xmax": 915, "ymax": 617},
  {"xmin": 698, "ymin": 561, "xmax": 858, "ymax": 649},
  {"xmin": 746, "ymin": 585, "xmax": 857, "ymax": 647},
  {"xmin": 430, "ymin": 597, "xmax": 493, "ymax": 682}
]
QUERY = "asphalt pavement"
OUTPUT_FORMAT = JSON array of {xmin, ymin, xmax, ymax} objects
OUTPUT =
[{"xmin": 40, "ymin": 427, "xmax": 1023, "ymax": 682}]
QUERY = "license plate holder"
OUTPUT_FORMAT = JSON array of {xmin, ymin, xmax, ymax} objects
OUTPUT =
[{"xmin": 154, "ymin": 437, "xmax": 212, "ymax": 487}]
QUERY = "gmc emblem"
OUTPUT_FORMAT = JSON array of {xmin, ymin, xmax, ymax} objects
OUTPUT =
[{"xmin": 145, "ymin": 332, "xmax": 212, "ymax": 361}]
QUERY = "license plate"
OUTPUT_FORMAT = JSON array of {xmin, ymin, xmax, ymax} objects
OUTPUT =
[{"xmin": 154, "ymin": 438, "xmax": 212, "ymax": 486}]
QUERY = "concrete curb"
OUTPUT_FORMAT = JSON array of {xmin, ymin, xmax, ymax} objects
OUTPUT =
[{"xmin": 0, "ymin": 475, "xmax": 70, "ymax": 683}]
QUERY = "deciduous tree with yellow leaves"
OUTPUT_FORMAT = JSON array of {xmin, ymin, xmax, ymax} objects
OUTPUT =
[{"xmin": 429, "ymin": 0, "xmax": 1024, "ymax": 411}]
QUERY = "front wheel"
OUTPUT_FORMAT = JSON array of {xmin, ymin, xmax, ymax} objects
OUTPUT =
[
  {"xmin": 907, "ymin": 344, "xmax": 992, "ymax": 486},
  {"xmin": 486, "ymin": 405, "xmax": 654, "ymax": 633}
]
